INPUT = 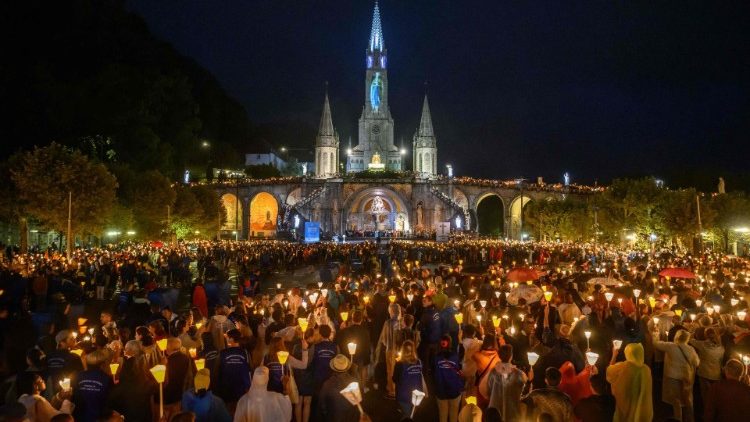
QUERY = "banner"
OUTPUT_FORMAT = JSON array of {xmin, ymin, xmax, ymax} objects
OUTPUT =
[
  {"xmin": 304, "ymin": 222, "xmax": 321, "ymax": 243},
  {"xmin": 435, "ymin": 222, "xmax": 451, "ymax": 242}
]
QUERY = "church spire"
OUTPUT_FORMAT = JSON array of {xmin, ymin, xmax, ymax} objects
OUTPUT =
[
  {"xmin": 318, "ymin": 91, "xmax": 335, "ymax": 137},
  {"xmin": 417, "ymin": 95, "xmax": 434, "ymax": 138},
  {"xmin": 369, "ymin": 1, "xmax": 384, "ymax": 52}
]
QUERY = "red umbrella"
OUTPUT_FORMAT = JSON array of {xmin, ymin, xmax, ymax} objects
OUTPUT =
[
  {"xmin": 149, "ymin": 240, "xmax": 164, "ymax": 249},
  {"xmin": 506, "ymin": 267, "xmax": 541, "ymax": 282},
  {"xmin": 659, "ymin": 267, "xmax": 696, "ymax": 279}
]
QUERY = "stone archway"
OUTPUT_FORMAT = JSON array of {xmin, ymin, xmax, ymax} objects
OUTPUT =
[
  {"xmin": 221, "ymin": 193, "xmax": 243, "ymax": 233},
  {"xmin": 476, "ymin": 193, "xmax": 505, "ymax": 237},
  {"xmin": 249, "ymin": 192, "xmax": 279, "ymax": 238},
  {"xmin": 343, "ymin": 186, "xmax": 410, "ymax": 234},
  {"xmin": 509, "ymin": 195, "xmax": 532, "ymax": 240}
]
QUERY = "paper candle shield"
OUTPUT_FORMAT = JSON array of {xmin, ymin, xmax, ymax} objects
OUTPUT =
[
  {"xmin": 527, "ymin": 352, "xmax": 540, "ymax": 366},
  {"xmin": 150, "ymin": 364, "xmax": 166, "ymax": 383},
  {"xmin": 585, "ymin": 351, "xmax": 599, "ymax": 366},
  {"xmin": 340, "ymin": 382, "xmax": 363, "ymax": 406},
  {"xmin": 411, "ymin": 389, "xmax": 426, "ymax": 407}
]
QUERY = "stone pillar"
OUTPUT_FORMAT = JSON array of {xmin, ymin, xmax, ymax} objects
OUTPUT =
[{"xmin": 242, "ymin": 197, "xmax": 250, "ymax": 240}]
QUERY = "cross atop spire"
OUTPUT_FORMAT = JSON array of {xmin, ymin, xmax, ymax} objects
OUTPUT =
[
  {"xmin": 369, "ymin": 1, "xmax": 384, "ymax": 52},
  {"xmin": 417, "ymin": 95, "xmax": 434, "ymax": 138},
  {"xmin": 318, "ymin": 92, "xmax": 335, "ymax": 137}
]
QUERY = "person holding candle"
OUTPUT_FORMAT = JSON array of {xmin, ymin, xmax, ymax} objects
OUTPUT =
[
  {"xmin": 557, "ymin": 360, "xmax": 594, "ymax": 407},
  {"xmin": 162, "ymin": 337, "xmax": 193, "ymax": 419},
  {"xmin": 310, "ymin": 324, "xmax": 338, "ymax": 389},
  {"xmin": 606, "ymin": 342, "xmax": 653, "ymax": 422},
  {"xmin": 316, "ymin": 354, "xmax": 361, "ymax": 422},
  {"xmin": 486, "ymin": 344, "xmax": 527, "ymax": 422},
  {"xmin": 472, "ymin": 334, "xmax": 501, "ymax": 407},
  {"xmin": 16, "ymin": 372, "xmax": 73, "ymax": 422},
  {"xmin": 234, "ymin": 366, "xmax": 292, "ymax": 422},
  {"xmin": 434, "ymin": 336, "xmax": 464, "ymax": 422},
  {"xmin": 532, "ymin": 325, "xmax": 585, "ymax": 389},
  {"xmin": 419, "ymin": 294, "xmax": 442, "ymax": 374},
  {"xmin": 392, "ymin": 340, "xmax": 427, "ymax": 417},
  {"xmin": 292, "ymin": 328, "xmax": 315, "ymax": 422},
  {"xmin": 688, "ymin": 327, "xmax": 724, "ymax": 411},
  {"xmin": 46, "ymin": 330, "xmax": 84, "ymax": 391},
  {"xmin": 180, "ymin": 368, "xmax": 232, "ymax": 422},
  {"xmin": 375, "ymin": 303, "xmax": 402, "ymax": 399},
  {"xmin": 456, "ymin": 323, "xmax": 479, "ymax": 393},
  {"xmin": 335, "ymin": 310, "xmax": 371, "ymax": 390},
  {"xmin": 72, "ymin": 350, "xmax": 112, "ymax": 422},
  {"xmin": 106, "ymin": 341, "xmax": 157, "ymax": 422},
  {"xmin": 264, "ymin": 336, "xmax": 309, "ymax": 395},
  {"xmin": 215, "ymin": 329, "xmax": 251, "ymax": 413},
  {"xmin": 653, "ymin": 329, "xmax": 699, "ymax": 422}
]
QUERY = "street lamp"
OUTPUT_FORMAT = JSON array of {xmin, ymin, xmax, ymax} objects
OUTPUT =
[{"xmin": 446, "ymin": 164, "xmax": 453, "ymax": 178}]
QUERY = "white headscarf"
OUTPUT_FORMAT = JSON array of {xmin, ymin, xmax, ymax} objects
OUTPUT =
[{"xmin": 234, "ymin": 366, "xmax": 292, "ymax": 422}]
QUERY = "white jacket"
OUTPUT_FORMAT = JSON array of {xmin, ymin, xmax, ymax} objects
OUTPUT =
[{"xmin": 653, "ymin": 339, "xmax": 700, "ymax": 381}]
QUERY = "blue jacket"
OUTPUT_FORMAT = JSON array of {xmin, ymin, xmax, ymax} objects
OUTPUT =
[
  {"xmin": 434, "ymin": 355, "xmax": 464, "ymax": 399},
  {"xmin": 181, "ymin": 390, "xmax": 232, "ymax": 422},
  {"xmin": 216, "ymin": 347, "xmax": 250, "ymax": 402}
]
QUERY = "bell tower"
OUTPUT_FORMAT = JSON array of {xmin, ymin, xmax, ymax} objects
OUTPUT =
[{"xmin": 348, "ymin": 1, "xmax": 400, "ymax": 172}]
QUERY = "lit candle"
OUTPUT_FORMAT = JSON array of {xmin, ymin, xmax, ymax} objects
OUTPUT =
[
  {"xmin": 454, "ymin": 313, "xmax": 463, "ymax": 324},
  {"xmin": 388, "ymin": 294, "xmax": 396, "ymax": 303},
  {"xmin": 348, "ymin": 342, "xmax": 357, "ymax": 356},
  {"xmin": 195, "ymin": 359, "xmax": 205, "ymax": 370},
  {"xmin": 189, "ymin": 348, "xmax": 197, "ymax": 358},
  {"xmin": 277, "ymin": 351, "xmax": 289, "ymax": 365},
  {"xmin": 110, "ymin": 363, "xmax": 120, "ymax": 375},
  {"xmin": 492, "ymin": 316, "xmax": 500, "ymax": 328},
  {"xmin": 298, "ymin": 318, "xmax": 309, "ymax": 332},
  {"xmin": 59, "ymin": 378, "xmax": 71, "ymax": 391},
  {"xmin": 340, "ymin": 312, "xmax": 349, "ymax": 322}
]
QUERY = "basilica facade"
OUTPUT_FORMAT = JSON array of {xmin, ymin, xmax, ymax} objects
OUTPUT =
[{"xmin": 215, "ymin": 2, "xmax": 575, "ymax": 240}]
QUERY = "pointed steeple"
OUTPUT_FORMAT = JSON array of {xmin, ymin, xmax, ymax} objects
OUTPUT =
[
  {"xmin": 417, "ymin": 95, "xmax": 434, "ymax": 138},
  {"xmin": 369, "ymin": 1, "xmax": 384, "ymax": 52},
  {"xmin": 318, "ymin": 91, "xmax": 335, "ymax": 137}
]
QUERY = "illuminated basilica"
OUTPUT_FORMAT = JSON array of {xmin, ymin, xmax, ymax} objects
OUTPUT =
[{"xmin": 216, "ymin": 2, "xmax": 570, "ymax": 239}]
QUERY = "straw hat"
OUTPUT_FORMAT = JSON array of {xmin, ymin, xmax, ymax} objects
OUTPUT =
[{"xmin": 329, "ymin": 354, "xmax": 351, "ymax": 372}]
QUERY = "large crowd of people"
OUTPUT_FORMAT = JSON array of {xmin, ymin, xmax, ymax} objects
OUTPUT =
[{"xmin": 0, "ymin": 238, "xmax": 750, "ymax": 421}]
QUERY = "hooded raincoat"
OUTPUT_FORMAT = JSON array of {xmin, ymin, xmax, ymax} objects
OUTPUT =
[{"xmin": 606, "ymin": 343, "xmax": 653, "ymax": 422}]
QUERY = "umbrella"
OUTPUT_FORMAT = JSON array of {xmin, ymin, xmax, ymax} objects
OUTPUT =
[
  {"xmin": 150, "ymin": 241, "xmax": 164, "ymax": 248},
  {"xmin": 507, "ymin": 284, "xmax": 543, "ymax": 305},
  {"xmin": 587, "ymin": 277, "xmax": 623, "ymax": 287},
  {"xmin": 659, "ymin": 268, "xmax": 696, "ymax": 279},
  {"xmin": 506, "ymin": 267, "xmax": 541, "ymax": 282}
]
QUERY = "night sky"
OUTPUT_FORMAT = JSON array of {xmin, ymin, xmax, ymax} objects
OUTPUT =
[{"xmin": 127, "ymin": 0, "xmax": 750, "ymax": 187}]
